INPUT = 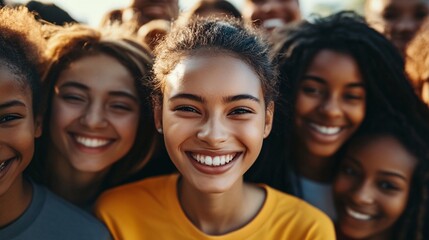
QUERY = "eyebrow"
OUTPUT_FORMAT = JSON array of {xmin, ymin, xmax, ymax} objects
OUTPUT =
[
  {"xmin": 302, "ymin": 75, "xmax": 365, "ymax": 88},
  {"xmin": 0, "ymin": 100, "xmax": 26, "ymax": 110},
  {"xmin": 169, "ymin": 93, "xmax": 205, "ymax": 103},
  {"xmin": 59, "ymin": 81, "xmax": 138, "ymax": 103},
  {"xmin": 223, "ymin": 94, "xmax": 260, "ymax": 103},
  {"xmin": 169, "ymin": 93, "xmax": 260, "ymax": 103},
  {"xmin": 378, "ymin": 171, "xmax": 408, "ymax": 181}
]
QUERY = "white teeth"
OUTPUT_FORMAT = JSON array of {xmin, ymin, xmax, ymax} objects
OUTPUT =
[
  {"xmin": 192, "ymin": 153, "xmax": 235, "ymax": 167},
  {"xmin": 75, "ymin": 135, "xmax": 110, "ymax": 148},
  {"xmin": 346, "ymin": 207, "xmax": 372, "ymax": 220},
  {"xmin": 262, "ymin": 18, "xmax": 285, "ymax": 29},
  {"xmin": 310, "ymin": 123, "xmax": 341, "ymax": 135}
]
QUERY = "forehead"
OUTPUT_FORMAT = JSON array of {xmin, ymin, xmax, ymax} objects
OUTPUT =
[
  {"xmin": 165, "ymin": 54, "xmax": 263, "ymax": 97},
  {"xmin": 347, "ymin": 135, "xmax": 417, "ymax": 173},
  {"xmin": 0, "ymin": 69, "xmax": 32, "ymax": 102},
  {"xmin": 57, "ymin": 54, "xmax": 136, "ymax": 93}
]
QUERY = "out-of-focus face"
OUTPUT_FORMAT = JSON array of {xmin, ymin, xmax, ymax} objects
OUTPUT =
[
  {"xmin": 0, "ymin": 68, "xmax": 40, "ymax": 197},
  {"xmin": 155, "ymin": 55, "xmax": 273, "ymax": 194},
  {"xmin": 49, "ymin": 54, "xmax": 140, "ymax": 174},
  {"xmin": 334, "ymin": 135, "xmax": 416, "ymax": 239},
  {"xmin": 243, "ymin": 0, "xmax": 301, "ymax": 31},
  {"xmin": 294, "ymin": 50, "xmax": 366, "ymax": 159},
  {"xmin": 126, "ymin": 0, "xmax": 179, "ymax": 26},
  {"xmin": 365, "ymin": 0, "xmax": 429, "ymax": 55}
]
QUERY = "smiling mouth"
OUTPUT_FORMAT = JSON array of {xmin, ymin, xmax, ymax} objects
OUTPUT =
[
  {"xmin": 73, "ymin": 134, "xmax": 113, "ymax": 148},
  {"xmin": 346, "ymin": 207, "xmax": 373, "ymax": 221},
  {"xmin": 309, "ymin": 122, "xmax": 342, "ymax": 135},
  {"xmin": 190, "ymin": 153, "xmax": 238, "ymax": 167},
  {"xmin": 262, "ymin": 18, "xmax": 285, "ymax": 29}
]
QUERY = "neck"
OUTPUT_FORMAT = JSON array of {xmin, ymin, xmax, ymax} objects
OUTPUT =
[
  {"xmin": 178, "ymin": 177, "xmax": 265, "ymax": 235},
  {"xmin": 0, "ymin": 175, "xmax": 32, "ymax": 227},
  {"xmin": 294, "ymin": 144, "xmax": 336, "ymax": 183},
  {"xmin": 46, "ymin": 150, "xmax": 108, "ymax": 208}
]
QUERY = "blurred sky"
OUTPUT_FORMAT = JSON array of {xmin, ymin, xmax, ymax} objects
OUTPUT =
[{"xmin": 8, "ymin": 0, "xmax": 363, "ymax": 27}]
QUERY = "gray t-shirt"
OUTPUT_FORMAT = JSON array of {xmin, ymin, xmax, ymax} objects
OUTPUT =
[
  {"xmin": 0, "ymin": 180, "xmax": 111, "ymax": 240},
  {"xmin": 300, "ymin": 176, "xmax": 337, "ymax": 220}
]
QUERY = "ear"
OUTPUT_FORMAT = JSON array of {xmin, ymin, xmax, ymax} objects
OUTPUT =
[
  {"xmin": 263, "ymin": 101, "xmax": 274, "ymax": 139},
  {"xmin": 153, "ymin": 101, "xmax": 163, "ymax": 132},
  {"xmin": 34, "ymin": 115, "xmax": 43, "ymax": 138}
]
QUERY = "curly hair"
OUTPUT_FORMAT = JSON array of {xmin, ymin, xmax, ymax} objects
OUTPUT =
[
  {"xmin": 0, "ymin": 6, "xmax": 47, "ymax": 116},
  {"xmin": 33, "ymin": 23, "xmax": 158, "ymax": 188},
  {"xmin": 152, "ymin": 16, "xmax": 278, "ymax": 105}
]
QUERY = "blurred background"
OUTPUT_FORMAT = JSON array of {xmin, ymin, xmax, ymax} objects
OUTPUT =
[{"xmin": 7, "ymin": 0, "xmax": 365, "ymax": 26}]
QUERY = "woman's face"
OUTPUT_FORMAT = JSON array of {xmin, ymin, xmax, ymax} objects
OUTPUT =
[
  {"xmin": 243, "ymin": 0, "xmax": 301, "ymax": 31},
  {"xmin": 154, "ymin": 54, "xmax": 273, "ymax": 193},
  {"xmin": 0, "ymin": 68, "xmax": 40, "ymax": 196},
  {"xmin": 49, "ymin": 54, "xmax": 140, "ymax": 174},
  {"xmin": 366, "ymin": 0, "xmax": 429, "ymax": 54},
  {"xmin": 294, "ymin": 50, "xmax": 366, "ymax": 159},
  {"xmin": 334, "ymin": 135, "xmax": 416, "ymax": 239}
]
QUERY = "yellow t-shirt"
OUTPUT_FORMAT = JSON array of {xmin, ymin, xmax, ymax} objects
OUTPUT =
[{"xmin": 95, "ymin": 174, "xmax": 335, "ymax": 240}]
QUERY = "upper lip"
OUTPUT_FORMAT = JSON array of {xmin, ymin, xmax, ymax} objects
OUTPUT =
[
  {"xmin": 69, "ymin": 132, "xmax": 114, "ymax": 140},
  {"xmin": 186, "ymin": 150, "xmax": 240, "ymax": 157}
]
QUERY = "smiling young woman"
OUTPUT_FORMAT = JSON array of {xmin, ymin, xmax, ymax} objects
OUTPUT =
[
  {"xmin": 245, "ymin": 11, "xmax": 429, "ymax": 220},
  {"xmin": 29, "ymin": 23, "xmax": 159, "ymax": 209}
]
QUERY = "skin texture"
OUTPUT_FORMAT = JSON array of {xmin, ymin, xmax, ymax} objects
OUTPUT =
[
  {"xmin": 0, "ymin": 68, "xmax": 41, "ymax": 227},
  {"xmin": 47, "ymin": 54, "xmax": 140, "ymax": 205},
  {"xmin": 154, "ymin": 54, "xmax": 273, "ymax": 234},
  {"xmin": 334, "ymin": 135, "xmax": 416, "ymax": 240},
  {"xmin": 49, "ymin": 54, "xmax": 140, "ymax": 174},
  {"xmin": 242, "ymin": 0, "xmax": 301, "ymax": 31},
  {"xmin": 294, "ymin": 50, "xmax": 366, "ymax": 181},
  {"xmin": 365, "ymin": 0, "xmax": 429, "ymax": 55}
]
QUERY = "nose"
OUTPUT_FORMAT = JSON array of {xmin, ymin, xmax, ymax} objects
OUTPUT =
[
  {"xmin": 79, "ymin": 102, "xmax": 108, "ymax": 129},
  {"xmin": 197, "ymin": 116, "xmax": 228, "ymax": 146},
  {"xmin": 350, "ymin": 180, "xmax": 375, "ymax": 205},
  {"xmin": 318, "ymin": 95, "xmax": 342, "ymax": 119}
]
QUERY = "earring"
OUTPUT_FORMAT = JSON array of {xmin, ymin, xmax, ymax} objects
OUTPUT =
[{"xmin": 157, "ymin": 128, "xmax": 163, "ymax": 134}]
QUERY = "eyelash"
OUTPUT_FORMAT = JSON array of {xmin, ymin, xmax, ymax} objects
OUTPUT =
[
  {"xmin": 0, "ymin": 114, "xmax": 22, "ymax": 123},
  {"xmin": 229, "ymin": 107, "xmax": 254, "ymax": 115},
  {"xmin": 62, "ymin": 94, "xmax": 85, "ymax": 102},
  {"xmin": 175, "ymin": 105, "xmax": 200, "ymax": 114}
]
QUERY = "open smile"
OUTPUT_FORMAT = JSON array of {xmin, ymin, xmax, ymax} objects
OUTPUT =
[
  {"xmin": 309, "ymin": 122, "xmax": 342, "ymax": 135},
  {"xmin": 189, "ymin": 152, "xmax": 239, "ymax": 167},
  {"xmin": 345, "ymin": 206, "xmax": 375, "ymax": 221},
  {"xmin": 71, "ymin": 134, "xmax": 114, "ymax": 149}
]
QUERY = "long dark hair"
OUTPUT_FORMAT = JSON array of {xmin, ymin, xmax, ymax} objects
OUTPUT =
[{"xmin": 246, "ymin": 11, "xmax": 429, "ymax": 196}]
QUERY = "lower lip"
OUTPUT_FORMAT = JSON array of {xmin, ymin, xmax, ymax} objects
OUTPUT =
[
  {"xmin": 188, "ymin": 153, "xmax": 239, "ymax": 175},
  {"xmin": 70, "ymin": 134, "xmax": 114, "ymax": 154},
  {"xmin": 0, "ymin": 157, "xmax": 17, "ymax": 180}
]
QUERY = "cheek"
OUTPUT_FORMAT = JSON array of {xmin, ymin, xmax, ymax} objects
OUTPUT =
[
  {"xmin": 347, "ymin": 104, "xmax": 366, "ymax": 126},
  {"xmin": 383, "ymin": 193, "xmax": 409, "ymax": 220},
  {"xmin": 50, "ymin": 99, "xmax": 79, "ymax": 130},
  {"xmin": 295, "ymin": 94, "xmax": 317, "ymax": 118},
  {"xmin": 10, "ymin": 123, "xmax": 36, "ymax": 166},
  {"xmin": 113, "ymin": 113, "xmax": 140, "ymax": 145}
]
